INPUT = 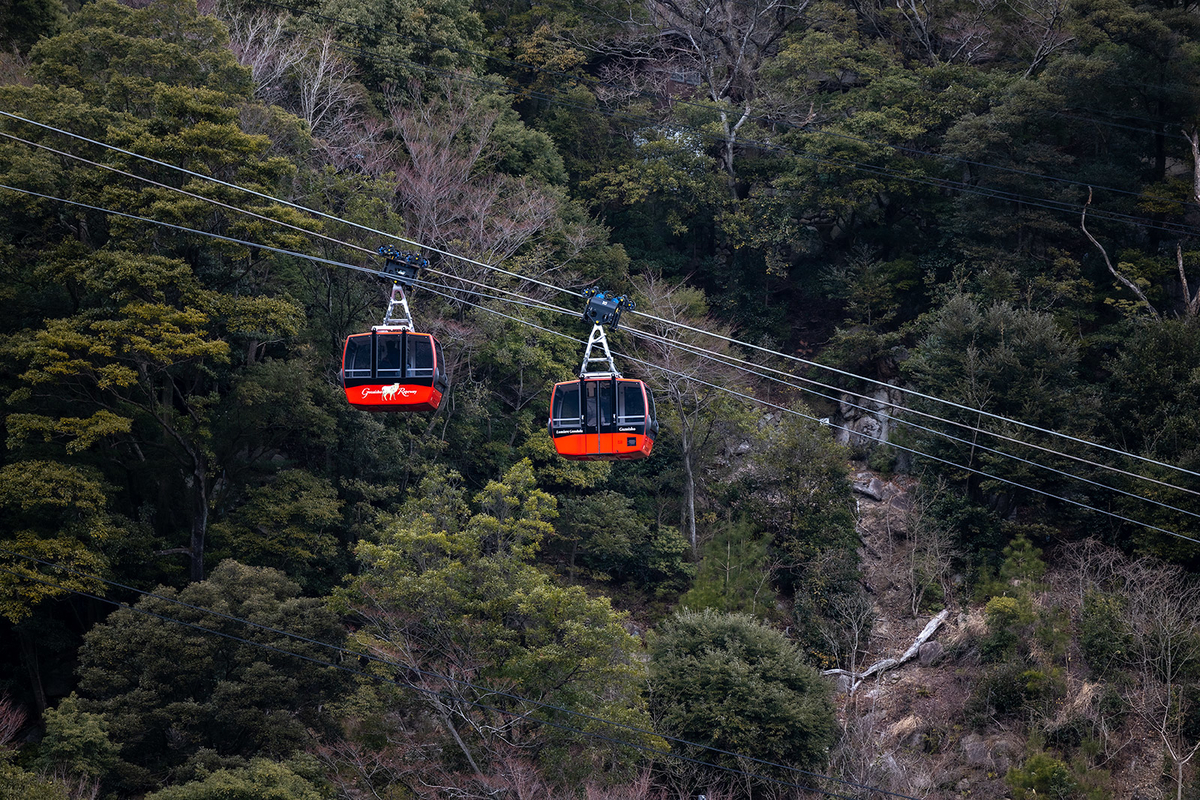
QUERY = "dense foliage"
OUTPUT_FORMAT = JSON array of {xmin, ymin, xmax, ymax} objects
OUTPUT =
[{"xmin": 1, "ymin": 0, "xmax": 1200, "ymax": 794}]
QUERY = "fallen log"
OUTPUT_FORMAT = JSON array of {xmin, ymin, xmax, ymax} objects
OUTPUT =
[{"xmin": 823, "ymin": 608, "xmax": 951, "ymax": 693}]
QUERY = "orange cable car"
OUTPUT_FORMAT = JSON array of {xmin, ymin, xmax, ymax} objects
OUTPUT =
[
  {"xmin": 549, "ymin": 376, "xmax": 657, "ymax": 460},
  {"xmin": 340, "ymin": 247, "xmax": 448, "ymax": 412},
  {"xmin": 548, "ymin": 290, "xmax": 657, "ymax": 461}
]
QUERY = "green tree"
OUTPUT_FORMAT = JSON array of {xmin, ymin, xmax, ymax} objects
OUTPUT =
[
  {"xmin": 207, "ymin": 470, "xmax": 344, "ymax": 593},
  {"xmin": 1007, "ymin": 753, "xmax": 1078, "ymax": 800},
  {"xmin": 903, "ymin": 292, "xmax": 1086, "ymax": 518},
  {"xmin": 0, "ymin": 0, "xmax": 330, "ymax": 583},
  {"xmin": 336, "ymin": 460, "xmax": 659, "ymax": 789},
  {"xmin": 680, "ymin": 517, "xmax": 773, "ymax": 618},
  {"xmin": 0, "ymin": 461, "xmax": 120, "ymax": 623},
  {"xmin": 0, "ymin": 762, "xmax": 69, "ymax": 800},
  {"xmin": 315, "ymin": 0, "xmax": 484, "ymax": 93},
  {"xmin": 35, "ymin": 694, "xmax": 119, "ymax": 784},
  {"xmin": 1098, "ymin": 317, "xmax": 1200, "ymax": 561},
  {"xmin": 649, "ymin": 609, "xmax": 836, "ymax": 791},
  {"xmin": 737, "ymin": 404, "xmax": 856, "ymax": 591},
  {"xmin": 74, "ymin": 561, "xmax": 347, "ymax": 793},
  {"xmin": 0, "ymin": 0, "xmax": 63, "ymax": 54},
  {"xmin": 142, "ymin": 758, "xmax": 324, "ymax": 800},
  {"xmin": 554, "ymin": 489, "xmax": 690, "ymax": 592}
]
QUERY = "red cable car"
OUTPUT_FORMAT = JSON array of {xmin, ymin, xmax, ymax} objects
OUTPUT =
[
  {"xmin": 341, "ymin": 246, "xmax": 447, "ymax": 412},
  {"xmin": 341, "ymin": 329, "xmax": 447, "ymax": 412},
  {"xmin": 548, "ymin": 290, "xmax": 657, "ymax": 461}
]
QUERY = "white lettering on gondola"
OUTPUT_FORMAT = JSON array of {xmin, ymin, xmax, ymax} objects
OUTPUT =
[{"xmin": 360, "ymin": 384, "xmax": 420, "ymax": 401}]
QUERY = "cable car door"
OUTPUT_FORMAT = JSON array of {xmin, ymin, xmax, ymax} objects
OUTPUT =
[{"xmin": 583, "ymin": 379, "xmax": 616, "ymax": 456}]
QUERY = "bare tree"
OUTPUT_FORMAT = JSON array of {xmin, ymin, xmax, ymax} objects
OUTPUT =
[
  {"xmin": 386, "ymin": 81, "xmax": 562, "ymax": 288},
  {"xmin": 1119, "ymin": 558, "xmax": 1200, "ymax": 800},
  {"xmin": 817, "ymin": 587, "xmax": 877, "ymax": 676},
  {"xmin": 1081, "ymin": 187, "xmax": 1160, "ymax": 319},
  {"xmin": 596, "ymin": 0, "xmax": 810, "ymax": 195},
  {"xmin": 1005, "ymin": 0, "xmax": 1074, "ymax": 77},
  {"xmin": 632, "ymin": 273, "xmax": 747, "ymax": 554},
  {"xmin": 220, "ymin": 6, "xmax": 389, "ymax": 173},
  {"xmin": 0, "ymin": 694, "xmax": 26, "ymax": 749},
  {"xmin": 222, "ymin": 7, "xmax": 302, "ymax": 106},
  {"xmin": 1174, "ymin": 129, "xmax": 1200, "ymax": 317},
  {"xmin": 901, "ymin": 484, "xmax": 960, "ymax": 617}
]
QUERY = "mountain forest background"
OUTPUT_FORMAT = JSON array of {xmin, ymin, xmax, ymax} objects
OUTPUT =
[{"xmin": 2, "ymin": 0, "xmax": 1200, "ymax": 796}]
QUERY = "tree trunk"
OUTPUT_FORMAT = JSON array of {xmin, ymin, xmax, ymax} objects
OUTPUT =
[
  {"xmin": 680, "ymin": 420, "xmax": 698, "ymax": 556},
  {"xmin": 20, "ymin": 632, "xmax": 46, "ymax": 713},
  {"xmin": 188, "ymin": 454, "xmax": 210, "ymax": 582}
]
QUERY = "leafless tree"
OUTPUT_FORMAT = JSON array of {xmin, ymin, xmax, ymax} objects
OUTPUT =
[
  {"xmin": 1082, "ymin": 188, "xmax": 1160, "ymax": 318},
  {"xmin": 632, "ymin": 273, "xmax": 747, "ymax": 554},
  {"xmin": 0, "ymin": 694, "xmax": 26, "ymax": 748},
  {"xmin": 385, "ymin": 81, "xmax": 562, "ymax": 289},
  {"xmin": 223, "ymin": 8, "xmax": 301, "ymax": 106},
  {"xmin": 817, "ymin": 587, "xmax": 876, "ymax": 676},
  {"xmin": 1004, "ymin": 0, "xmax": 1074, "ymax": 77},
  {"xmin": 595, "ymin": 0, "xmax": 810, "ymax": 195},
  {"xmin": 829, "ymin": 702, "xmax": 932, "ymax": 799},
  {"xmin": 901, "ymin": 484, "xmax": 960, "ymax": 617},
  {"xmin": 1059, "ymin": 537, "xmax": 1126, "ymax": 608},
  {"xmin": 221, "ymin": 6, "xmax": 385, "ymax": 172},
  {"xmin": 1173, "ymin": 129, "xmax": 1200, "ymax": 317},
  {"xmin": 895, "ymin": 0, "xmax": 997, "ymax": 65},
  {"xmin": 1119, "ymin": 557, "xmax": 1200, "ymax": 800}
]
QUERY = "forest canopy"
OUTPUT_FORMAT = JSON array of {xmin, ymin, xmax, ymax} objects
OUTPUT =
[{"xmin": 1, "ymin": 0, "xmax": 1200, "ymax": 796}]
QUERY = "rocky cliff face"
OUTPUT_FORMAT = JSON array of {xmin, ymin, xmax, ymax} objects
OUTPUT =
[
  {"xmin": 837, "ymin": 471, "xmax": 1166, "ymax": 800},
  {"xmin": 833, "ymin": 385, "xmax": 908, "ymax": 452}
]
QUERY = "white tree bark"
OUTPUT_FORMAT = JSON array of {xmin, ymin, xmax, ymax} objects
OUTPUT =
[{"xmin": 824, "ymin": 608, "xmax": 951, "ymax": 693}]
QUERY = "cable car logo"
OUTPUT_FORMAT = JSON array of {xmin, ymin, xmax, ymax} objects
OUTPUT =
[{"xmin": 360, "ymin": 385, "xmax": 420, "ymax": 401}]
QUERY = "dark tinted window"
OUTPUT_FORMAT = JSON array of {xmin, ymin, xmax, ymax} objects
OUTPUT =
[
  {"xmin": 377, "ymin": 333, "xmax": 404, "ymax": 378},
  {"xmin": 620, "ymin": 382, "xmax": 645, "ymax": 422},
  {"xmin": 344, "ymin": 335, "xmax": 372, "ymax": 378},
  {"xmin": 408, "ymin": 334, "xmax": 434, "ymax": 376},
  {"xmin": 552, "ymin": 384, "xmax": 580, "ymax": 423},
  {"xmin": 585, "ymin": 381, "xmax": 597, "ymax": 426},
  {"xmin": 598, "ymin": 381, "xmax": 613, "ymax": 424}
]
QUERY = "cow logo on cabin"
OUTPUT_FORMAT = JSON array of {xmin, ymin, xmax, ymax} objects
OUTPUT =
[{"xmin": 360, "ymin": 385, "xmax": 420, "ymax": 401}]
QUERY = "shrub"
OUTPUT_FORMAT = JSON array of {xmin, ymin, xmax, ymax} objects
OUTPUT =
[{"xmin": 1007, "ymin": 753, "xmax": 1078, "ymax": 800}]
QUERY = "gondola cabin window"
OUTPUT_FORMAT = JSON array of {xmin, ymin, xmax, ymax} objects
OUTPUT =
[{"xmin": 552, "ymin": 382, "xmax": 581, "ymax": 426}]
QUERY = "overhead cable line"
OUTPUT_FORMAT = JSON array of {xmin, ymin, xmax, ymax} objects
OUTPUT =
[
  {"xmin": 5, "ymin": 133, "xmax": 1191, "ymax": 504},
  {"xmin": 12, "ymin": 108, "xmax": 1197, "ymax": 489},
  {"xmin": 411, "ymin": 263, "xmax": 1200, "ymax": 510},
  {"xmin": 0, "ymin": 550, "xmax": 916, "ymax": 800},
  {"xmin": 420, "ymin": 283, "xmax": 1200, "ymax": 547},
  {"xmin": 0, "ymin": 129, "xmax": 574, "ymax": 315},
  {"xmin": 16, "ymin": 130, "xmax": 1171, "ymax": 504},
  {"xmin": 4, "ymin": 165, "xmax": 1195, "ymax": 525},
  {"xmin": 3, "ymin": 178, "xmax": 1196, "ymax": 541},
  {"xmin": 0, "ymin": 109, "xmax": 577, "ymax": 301},
  {"xmin": 623, "ymin": 302, "xmax": 1200, "ymax": 483},
  {"xmin": 421, "ymin": 274, "xmax": 1200, "ymax": 518},
  {"xmin": 4, "ymin": 121, "xmax": 1198, "ymax": 490},
  {"xmin": 620, "ymin": 324, "xmax": 1200, "ymax": 512}
]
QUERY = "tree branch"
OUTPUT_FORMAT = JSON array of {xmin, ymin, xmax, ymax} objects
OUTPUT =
[{"xmin": 1081, "ymin": 187, "xmax": 1159, "ymax": 319}]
